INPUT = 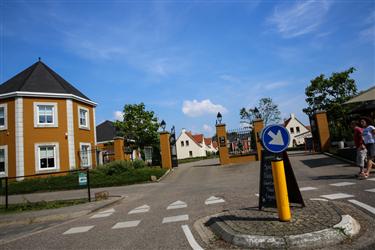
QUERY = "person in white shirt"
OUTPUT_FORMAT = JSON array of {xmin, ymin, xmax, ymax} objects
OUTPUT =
[{"xmin": 360, "ymin": 117, "xmax": 375, "ymax": 179}]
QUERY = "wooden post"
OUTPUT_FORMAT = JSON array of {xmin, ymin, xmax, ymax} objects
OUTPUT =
[
  {"xmin": 253, "ymin": 119, "xmax": 264, "ymax": 161},
  {"xmin": 160, "ymin": 132, "xmax": 172, "ymax": 169},
  {"xmin": 216, "ymin": 124, "xmax": 230, "ymax": 165},
  {"xmin": 114, "ymin": 137, "xmax": 125, "ymax": 161}
]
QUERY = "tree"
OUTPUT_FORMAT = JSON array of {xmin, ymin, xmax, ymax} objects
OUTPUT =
[
  {"xmin": 240, "ymin": 97, "xmax": 281, "ymax": 126},
  {"xmin": 303, "ymin": 67, "xmax": 358, "ymax": 140},
  {"xmin": 114, "ymin": 103, "xmax": 160, "ymax": 149}
]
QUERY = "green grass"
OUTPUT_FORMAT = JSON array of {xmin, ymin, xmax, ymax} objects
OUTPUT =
[
  {"xmin": 0, "ymin": 198, "xmax": 88, "ymax": 214},
  {"xmin": 1, "ymin": 161, "xmax": 167, "ymax": 195}
]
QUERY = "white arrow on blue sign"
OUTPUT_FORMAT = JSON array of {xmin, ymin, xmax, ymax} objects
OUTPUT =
[{"xmin": 261, "ymin": 124, "xmax": 290, "ymax": 153}]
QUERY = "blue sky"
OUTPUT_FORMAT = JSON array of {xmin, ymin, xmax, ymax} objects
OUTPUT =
[{"xmin": 1, "ymin": 0, "xmax": 374, "ymax": 136}]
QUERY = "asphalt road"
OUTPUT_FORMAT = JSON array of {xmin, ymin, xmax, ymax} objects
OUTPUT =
[{"xmin": 2, "ymin": 152, "xmax": 375, "ymax": 249}]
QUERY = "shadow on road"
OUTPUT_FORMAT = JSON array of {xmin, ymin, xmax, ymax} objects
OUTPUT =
[
  {"xmin": 301, "ymin": 158, "xmax": 353, "ymax": 168},
  {"xmin": 193, "ymin": 163, "xmax": 220, "ymax": 168},
  {"xmin": 311, "ymin": 174, "xmax": 357, "ymax": 180}
]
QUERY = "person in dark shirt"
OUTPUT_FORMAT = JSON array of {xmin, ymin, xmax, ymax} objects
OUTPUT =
[{"xmin": 351, "ymin": 120, "xmax": 367, "ymax": 176}]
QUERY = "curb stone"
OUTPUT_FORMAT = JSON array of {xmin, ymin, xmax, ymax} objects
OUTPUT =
[
  {"xmin": 0, "ymin": 195, "xmax": 125, "ymax": 227},
  {"xmin": 207, "ymin": 214, "xmax": 359, "ymax": 249},
  {"xmin": 157, "ymin": 169, "xmax": 172, "ymax": 182}
]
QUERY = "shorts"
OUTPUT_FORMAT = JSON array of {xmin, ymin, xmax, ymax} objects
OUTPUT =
[
  {"xmin": 356, "ymin": 148, "xmax": 367, "ymax": 168},
  {"xmin": 365, "ymin": 143, "xmax": 375, "ymax": 160}
]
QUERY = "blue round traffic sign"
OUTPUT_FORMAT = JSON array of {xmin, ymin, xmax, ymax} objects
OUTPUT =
[{"xmin": 261, "ymin": 124, "xmax": 290, "ymax": 153}]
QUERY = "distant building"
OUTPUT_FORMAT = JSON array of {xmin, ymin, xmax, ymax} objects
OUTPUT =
[
  {"xmin": 283, "ymin": 113, "xmax": 312, "ymax": 147},
  {"xmin": 0, "ymin": 60, "xmax": 97, "ymax": 178},
  {"xmin": 176, "ymin": 129, "xmax": 217, "ymax": 159},
  {"xmin": 96, "ymin": 120, "xmax": 117, "ymax": 164}
]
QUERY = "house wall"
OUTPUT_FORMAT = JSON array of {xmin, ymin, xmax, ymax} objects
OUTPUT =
[
  {"xmin": 0, "ymin": 98, "xmax": 16, "ymax": 177},
  {"xmin": 23, "ymin": 97, "xmax": 69, "ymax": 175},
  {"xmin": 72, "ymin": 100, "xmax": 97, "ymax": 168},
  {"xmin": 176, "ymin": 132, "xmax": 206, "ymax": 159},
  {"xmin": 285, "ymin": 117, "xmax": 310, "ymax": 147}
]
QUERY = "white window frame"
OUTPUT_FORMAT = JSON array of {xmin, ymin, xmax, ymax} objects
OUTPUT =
[
  {"xmin": 80, "ymin": 142, "xmax": 92, "ymax": 168},
  {"xmin": 0, "ymin": 103, "xmax": 7, "ymax": 130},
  {"xmin": 34, "ymin": 102, "xmax": 58, "ymax": 128},
  {"xmin": 0, "ymin": 145, "xmax": 8, "ymax": 177},
  {"xmin": 78, "ymin": 106, "xmax": 90, "ymax": 130},
  {"xmin": 35, "ymin": 142, "xmax": 60, "ymax": 172}
]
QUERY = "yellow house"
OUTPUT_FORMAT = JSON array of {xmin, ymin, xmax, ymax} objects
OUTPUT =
[{"xmin": 0, "ymin": 60, "xmax": 97, "ymax": 178}]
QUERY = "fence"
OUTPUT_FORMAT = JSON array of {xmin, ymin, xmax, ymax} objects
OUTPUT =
[
  {"xmin": 0, "ymin": 168, "xmax": 91, "ymax": 209},
  {"xmin": 226, "ymin": 127, "xmax": 257, "ymax": 156}
]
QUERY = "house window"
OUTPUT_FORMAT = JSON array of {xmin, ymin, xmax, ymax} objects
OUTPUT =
[
  {"xmin": 189, "ymin": 151, "xmax": 193, "ymax": 157},
  {"xmin": 186, "ymin": 140, "xmax": 189, "ymax": 146},
  {"xmin": 0, "ymin": 104, "xmax": 7, "ymax": 130},
  {"xmin": 35, "ymin": 143, "xmax": 59, "ymax": 171},
  {"xmin": 0, "ymin": 145, "xmax": 7, "ymax": 176},
  {"xmin": 78, "ymin": 106, "xmax": 90, "ymax": 129},
  {"xmin": 290, "ymin": 127, "xmax": 294, "ymax": 134},
  {"xmin": 181, "ymin": 141, "xmax": 184, "ymax": 147},
  {"xmin": 80, "ymin": 143, "xmax": 91, "ymax": 168},
  {"xmin": 296, "ymin": 126, "xmax": 300, "ymax": 133},
  {"xmin": 34, "ymin": 102, "xmax": 58, "ymax": 127}
]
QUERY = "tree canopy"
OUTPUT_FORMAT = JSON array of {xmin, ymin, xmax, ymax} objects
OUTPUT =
[
  {"xmin": 240, "ymin": 97, "xmax": 281, "ymax": 126},
  {"xmin": 114, "ymin": 103, "xmax": 159, "ymax": 149}
]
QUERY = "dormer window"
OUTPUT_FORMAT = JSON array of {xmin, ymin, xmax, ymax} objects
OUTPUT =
[
  {"xmin": 78, "ymin": 106, "xmax": 90, "ymax": 129},
  {"xmin": 0, "ymin": 104, "xmax": 7, "ymax": 130},
  {"xmin": 290, "ymin": 127, "xmax": 294, "ymax": 134},
  {"xmin": 34, "ymin": 102, "xmax": 58, "ymax": 127}
]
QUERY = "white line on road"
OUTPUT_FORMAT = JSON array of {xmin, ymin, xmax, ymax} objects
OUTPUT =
[
  {"xmin": 182, "ymin": 225, "xmax": 204, "ymax": 250},
  {"xmin": 320, "ymin": 193, "xmax": 354, "ymax": 200},
  {"xmin": 162, "ymin": 214, "xmax": 189, "ymax": 224},
  {"xmin": 112, "ymin": 220, "xmax": 141, "ymax": 229},
  {"xmin": 300, "ymin": 187, "xmax": 318, "ymax": 191},
  {"xmin": 205, "ymin": 196, "xmax": 225, "ymax": 205},
  {"xmin": 367, "ymin": 178, "xmax": 375, "ymax": 181},
  {"xmin": 63, "ymin": 226, "xmax": 94, "ymax": 235},
  {"xmin": 255, "ymin": 193, "xmax": 259, "ymax": 197},
  {"xmin": 90, "ymin": 212, "xmax": 113, "ymax": 219},
  {"xmin": 128, "ymin": 205, "xmax": 150, "ymax": 214},
  {"xmin": 98, "ymin": 208, "xmax": 115, "ymax": 214},
  {"xmin": 329, "ymin": 182, "xmax": 355, "ymax": 187},
  {"xmin": 365, "ymin": 188, "xmax": 375, "ymax": 193},
  {"xmin": 348, "ymin": 199, "xmax": 375, "ymax": 215},
  {"xmin": 167, "ymin": 200, "xmax": 187, "ymax": 210},
  {"xmin": 310, "ymin": 198, "xmax": 328, "ymax": 201}
]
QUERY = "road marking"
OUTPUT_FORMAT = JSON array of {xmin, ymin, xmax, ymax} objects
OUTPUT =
[
  {"xmin": 365, "ymin": 188, "xmax": 375, "ymax": 193},
  {"xmin": 300, "ymin": 187, "xmax": 318, "ymax": 191},
  {"xmin": 348, "ymin": 200, "xmax": 375, "ymax": 215},
  {"xmin": 112, "ymin": 220, "xmax": 141, "ymax": 229},
  {"xmin": 98, "ymin": 208, "xmax": 115, "ymax": 214},
  {"xmin": 162, "ymin": 214, "xmax": 189, "ymax": 224},
  {"xmin": 329, "ymin": 182, "xmax": 355, "ymax": 187},
  {"xmin": 310, "ymin": 198, "xmax": 328, "ymax": 201},
  {"xmin": 90, "ymin": 212, "xmax": 113, "ymax": 219},
  {"xmin": 167, "ymin": 200, "xmax": 187, "ymax": 210},
  {"xmin": 128, "ymin": 205, "xmax": 150, "ymax": 214},
  {"xmin": 367, "ymin": 178, "xmax": 375, "ymax": 181},
  {"xmin": 320, "ymin": 193, "xmax": 354, "ymax": 200},
  {"xmin": 63, "ymin": 226, "xmax": 94, "ymax": 235},
  {"xmin": 255, "ymin": 193, "xmax": 259, "ymax": 197},
  {"xmin": 205, "ymin": 196, "xmax": 225, "ymax": 205},
  {"xmin": 182, "ymin": 225, "xmax": 204, "ymax": 250}
]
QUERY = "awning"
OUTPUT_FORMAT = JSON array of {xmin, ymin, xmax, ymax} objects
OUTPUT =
[{"xmin": 345, "ymin": 86, "xmax": 375, "ymax": 104}]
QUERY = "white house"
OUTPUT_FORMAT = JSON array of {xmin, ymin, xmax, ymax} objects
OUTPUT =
[
  {"xmin": 176, "ymin": 129, "xmax": 217, "ymax": 159},
  {"xmin": 284, "ymin": 113, "xmax": 312, "ymax": 147}
]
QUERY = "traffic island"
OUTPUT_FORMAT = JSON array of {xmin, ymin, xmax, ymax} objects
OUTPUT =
[{"xmin": 195, "ymin": 200, "xmax": 375, "ymax": 249}]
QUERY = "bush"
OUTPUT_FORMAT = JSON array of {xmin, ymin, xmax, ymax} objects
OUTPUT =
[
  {"xmin": 132, "ymin": 159, "xmax": 146, "ymax": 169},
  {"xmin": 95, "ymin": 160, "xmax": 132, "ymax": 175}
]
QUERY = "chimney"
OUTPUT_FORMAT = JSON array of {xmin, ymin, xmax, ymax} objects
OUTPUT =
[{"xmin": 291, "ymin": 113, "xmax": 295, "ymax": 119}]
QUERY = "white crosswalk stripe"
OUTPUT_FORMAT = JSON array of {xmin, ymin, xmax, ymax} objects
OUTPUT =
[
  {"xmin": 205, "ymin": 196, "xmax": 225, "ymax": 205},
  {"xmin": 365, "ymin": 188, "xmax": 375, "ymax": 193},
  {"xmin": 90, "ymin": 212, "xmax": 113, "ymax": 219},
  {"xmin": 98, "ymin": 208, "xmax": 115, "ymax": 214},
  {"xmin": 300, "ymin": 187, "xmax": 318, "ymax": 191},
  {"xmin": 128, "ymin": 205, "xmax": 150, "ymax": 214},
  {"xmin": 112, "ymin": 220, "xmax": 141, "ymax": 229},
  {"xmin": 320, "ymin": 193, "xmax": 354, "ymax": 200},
  {"xmin": 63, "ymin": 226, "xmax": 94, "ymax": 235},
  {"xmin": 348, "ymin": 200, "xmax": 375, "ymax": 215},
  {"xmin": 167, "ymin": 200, "xmax": 187, "ymax": 210},
  {"xmin": 367, "ymin": 178, "xmax": 375, "ymax": 181},
  {"xmin": 162, "ymin": 214, "xmax": 189, "ymax": 224},
  {"xmin": 329, "ymin": 182, "xmax": 355, "ymax": 187}
]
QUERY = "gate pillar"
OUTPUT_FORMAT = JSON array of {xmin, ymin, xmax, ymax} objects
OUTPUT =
[
  {"xmin": 216, "ymin": 124, "xmax": 230, "ymax": 165},
  {"xmin": 160, "ymin": 132, "xmax": 172, "ymax": 169},
  {"xmin": 253, "ymin": 119, "xmax": 264, "ymax": 161},
  {"xmin": 114, "ymin": 137, "xmax": 125, "ymax": 161},
  {"xmin": 314, "ymin": 111, "xmax": 330, "ymax": 152}
]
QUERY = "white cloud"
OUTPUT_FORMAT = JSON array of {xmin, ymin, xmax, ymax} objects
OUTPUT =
[
  {"xmin": 264, "ymin": 81, "xmax": 290, "ymax": 90},
  {"xmin": 182, "ymin": 99, "xmax": 227, "ymax": 117},
  {"xmin": 269, "ymin": 0, "xmax": 332, "ymax": 38},
  {"xmin": 114, "ymin": 110, "xmax": 123, "ymax": 121},
  {"xmin": 203, "ymin": 124, "xmax": 213, "ymax": 133}
]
